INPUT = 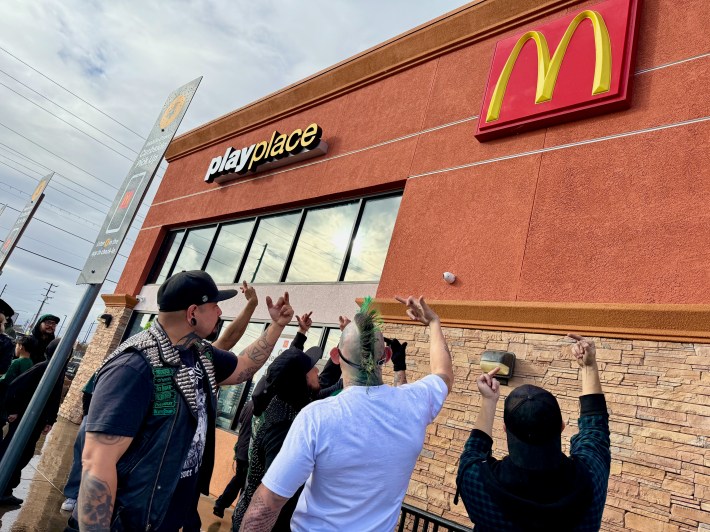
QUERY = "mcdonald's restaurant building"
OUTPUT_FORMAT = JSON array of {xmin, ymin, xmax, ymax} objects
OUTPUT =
[{"xmin": 60, "ymin": 0, "xmax": 710, "ymax": 529}]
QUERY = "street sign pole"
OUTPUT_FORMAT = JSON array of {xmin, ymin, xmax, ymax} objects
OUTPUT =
[{"xmin": 0, "ymin": 77, "xmax": 201, "ymax": 497}]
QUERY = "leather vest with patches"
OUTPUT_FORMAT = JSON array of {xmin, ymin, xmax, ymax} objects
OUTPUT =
[{"xmin": 95, "ymin": 321, "xmax": 219, "ymax": 531}]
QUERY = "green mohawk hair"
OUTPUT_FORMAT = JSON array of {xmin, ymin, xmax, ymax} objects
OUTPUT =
[{"xmin": 355, "ymin": 296, "xmax": 383, "ymax": 384}]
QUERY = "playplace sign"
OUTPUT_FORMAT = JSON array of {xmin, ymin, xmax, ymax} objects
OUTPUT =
[
  {"xmin": 475, "ymin": 0, "xmax": 641, "ymax": 141},
  {"xmin": 204, "ymin": 123, "xmax": 327, "ymax": 183}
]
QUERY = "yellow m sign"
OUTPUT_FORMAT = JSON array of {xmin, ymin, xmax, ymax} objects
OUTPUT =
[{"xmin": 485, "ymin": 10, "xmax": 612, "ymax": 123}]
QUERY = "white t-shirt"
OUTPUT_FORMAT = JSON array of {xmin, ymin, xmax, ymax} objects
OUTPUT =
[{"xmin": 261, "ymin": 374, "xmax": 449, "ymax": 532}]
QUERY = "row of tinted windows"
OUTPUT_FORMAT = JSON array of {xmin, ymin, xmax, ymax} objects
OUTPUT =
[{"xmin": 150, "ymin": 193, "xmax": 402, "ymax": 285}]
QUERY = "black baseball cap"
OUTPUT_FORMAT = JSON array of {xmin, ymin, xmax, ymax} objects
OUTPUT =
[
  {"xmin": 158, "ymin": 270, "xmax": 237, "ymax": 312},
  {"xmin": 504, "ymin": 384, "xmax": 564, "ymax": 471},
  {"xmin": 0, "ymin": 298, "xmax": 13, "ymax": 319}
]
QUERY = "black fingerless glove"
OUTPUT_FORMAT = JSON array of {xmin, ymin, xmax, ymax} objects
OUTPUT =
[{"xmin": 386, "ymin": 337, "xmax": 408, "ymax": 372}]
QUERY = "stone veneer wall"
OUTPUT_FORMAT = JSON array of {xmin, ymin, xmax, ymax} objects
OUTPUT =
[
  {"xmin": 382, "ymin": 323, "xmax": 710, "ymax": 532},
  {"xmin": 59, "ymin": 304, "xmax": 135, "ymax": 424}
]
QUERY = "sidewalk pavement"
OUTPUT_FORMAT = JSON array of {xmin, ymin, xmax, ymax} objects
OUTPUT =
[{"xmin": 0, "ymin": 417, "xmax": 235, "ymax": 531}]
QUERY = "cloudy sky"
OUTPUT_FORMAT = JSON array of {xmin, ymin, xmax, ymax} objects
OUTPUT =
[{"xmin": 0, "ymin": 0, "xmax": 468, "ymax": 342}]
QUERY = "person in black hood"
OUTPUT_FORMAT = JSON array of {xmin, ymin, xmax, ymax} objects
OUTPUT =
[
  {"xmin": 0, "ymin": 298, "xmax": 16, "ymax": 375},
  {"xmin": 0, "ymin": 337, "xmax": 68, "ymax": 506},
  {"xmin": 232, "ymin": 312, "xmax": 322, "ymax": 532},
  {"xmin": 29, "ymin": 314, "xmax": 60, "ymax": 364},
  {"xmin": 456, "ymin": 334, "xmax": 611, "ymax": 531}
]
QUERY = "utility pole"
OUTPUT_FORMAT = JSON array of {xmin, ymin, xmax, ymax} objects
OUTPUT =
[
  {"xmin": 82, "ymin": 321, "xmax": 96, "ymax": 344},
  {"xmin": 57, "ymin": 314, "xmax": 68, "ymax": 335},
  {"xmin": 250, "ymin": 243, "xmax": 268, "ymax": 283},
  {"xmin": 28, "ymin": 282, "xmax": 57, "ymax": 331}
]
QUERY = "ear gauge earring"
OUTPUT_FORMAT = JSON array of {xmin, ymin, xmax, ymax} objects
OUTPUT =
[{"xmin": 190, "ymin": 317, "xmax": 197, "ymax": 326}]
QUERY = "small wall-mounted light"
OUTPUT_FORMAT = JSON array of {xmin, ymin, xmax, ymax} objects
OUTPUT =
[
  {"xmin": 443, "ymin": 272, "xmax": 456, "ymax": 284},
  {"xmin": 98, "ymin": 313, "xmax": 113, "ymax": 327},
  {"xmin": 480, "ymin": 350, "xmax": 516, "ymax": 385}
]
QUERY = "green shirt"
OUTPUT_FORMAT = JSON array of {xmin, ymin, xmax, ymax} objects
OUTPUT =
[{"xmin": 0, "ymin": 357, "xmax": 33, "ymax": 384}]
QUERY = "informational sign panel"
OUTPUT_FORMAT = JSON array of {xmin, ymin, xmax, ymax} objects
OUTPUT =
[
  {"xmin": 78, "ymin": 78, "xmax": 202, "ymax": 284},
  {"xmin": 0, "ymin": 173, "xmax": 53, "ymax": 272},
  {"xmin": 475, "ymin": 0, "xmax": 641, "ymax": 141}
]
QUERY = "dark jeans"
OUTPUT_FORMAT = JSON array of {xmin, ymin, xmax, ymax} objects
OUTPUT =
[
  {"xmin": 215, "ymin": 459, "xmax": 248, "ymax": 510},
  {"xmin": 0, "ymin": 415, "xmax": 44, "ymax": 496},
  {"xmin": 63, "ymin": 417, "xmax": 86, "ymax": 499}
]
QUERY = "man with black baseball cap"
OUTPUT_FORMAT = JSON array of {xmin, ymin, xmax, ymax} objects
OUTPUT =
[
  {"xmin": 78, "ymin": 270, "xmax": 294, "ymax": 532},
  {"xmin": 456, "ymin": 334, "xmax": 611, "ymax": 531}
]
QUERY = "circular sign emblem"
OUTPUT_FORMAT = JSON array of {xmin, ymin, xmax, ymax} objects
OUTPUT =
[
  {"xmin": 159, "ymin": 94, "xmax": 186, "ymax": 130},
  {"xmin": 31, "ymin": 183, "xmax": 44, "ymax": 202}
]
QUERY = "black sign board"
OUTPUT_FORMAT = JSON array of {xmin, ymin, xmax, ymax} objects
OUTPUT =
[{"xmin": 78, "ymin": 78, "xmax": 201, "ymax": 284}]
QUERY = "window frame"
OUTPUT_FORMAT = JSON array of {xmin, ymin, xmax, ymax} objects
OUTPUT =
[{"xmin": 147, "ymin": 190, "xmax": 403, "ymax": 286}]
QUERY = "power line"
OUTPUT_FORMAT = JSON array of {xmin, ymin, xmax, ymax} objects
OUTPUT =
[
  {"xmin": 0, "ymin": 236, "xmax": 119, "ymax": 284},
  {"xmin": 1, "ymin": 202, "xmax": 134, "ymax": 252},
  {"xmin": 0, "ymin": 158, "xmax": 111, "ymax": 213},
  {"xmin": 0, "ymin": 119, "xmax": 120, "ymax": 190},
  {"xmin": 0, "ymin": 141, "xmax": 149, "ymax": 219},
  {"xmin": 0, "ymin": 66, "xmax": 141, "ymax": 154},
  {"xmin": 0, "ymin": 45, "xmax": 146, "ymax": 140},
  {"xmin": 0, "ymin": 79, "xmax": 136, "ymax": 161},
  {"xmin": 0, "ymin": 176, "xmax": 101, "ymax": 227},
  {"xmin": 0, "ymin": 152, "xmax": 111, "ymax": 209}
]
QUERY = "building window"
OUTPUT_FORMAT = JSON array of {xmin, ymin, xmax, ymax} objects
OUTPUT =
[
  {"xmin": 148, "ymin": 192, "xmax": 402, "ymax": 285},
  {"xmin": 204, "ymin": 219, "xmax": 256, "ymax": 284},
  {"xmin": 286, "ymin": 201, "xmax": 359, "ymax": 282},
  {"xmin": 344, "ymin": 195, "xmax": 402, "ymax": 282},
  {"xmin": 122, "ymin": 312, "xmax": 155, "ymax": 342},
  {"xmin": 241, "ymin": 212, "xmax": 301, "ymax": 283},
  {"xmin": 153, "ymin": 230, "xmax": 185, "ymax": 284},
  {"xmin": 171, "ymin": 225, "xmax": 218, "ymax": 274}
]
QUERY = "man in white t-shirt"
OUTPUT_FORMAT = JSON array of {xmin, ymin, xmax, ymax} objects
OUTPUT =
[{"xmin": 240, "ymin": 296, "xmax": 454, "ymax": 532}]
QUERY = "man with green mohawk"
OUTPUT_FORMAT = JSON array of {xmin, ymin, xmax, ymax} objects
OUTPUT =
[{"xmin": 240, "ymin": 295, "xmax": 453, "ymax": 532}]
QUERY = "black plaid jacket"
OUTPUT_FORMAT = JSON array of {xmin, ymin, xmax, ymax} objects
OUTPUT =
[{"xmin": 456, "ymin": 394, "xmax": 611, "ymax": 531}]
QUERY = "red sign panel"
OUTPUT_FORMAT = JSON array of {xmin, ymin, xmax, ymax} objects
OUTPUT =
[{"xmin": 475, "ymin": 0, "xmax": 641, "ymax": 141}]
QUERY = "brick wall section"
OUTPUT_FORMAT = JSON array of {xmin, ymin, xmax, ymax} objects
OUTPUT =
[
  {"xmin": 381, "ymin": 323, "xmax": 710, "ymax": 532},
  {"xmin": 58, "ymin": 305, "xmax": 134, "ymax": 424}
]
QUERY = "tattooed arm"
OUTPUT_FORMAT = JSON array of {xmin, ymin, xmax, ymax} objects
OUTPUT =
[
  {"xmin": 79, "ymin": 432, "xmax": 133, "ymax": 531},
  {"xmin": 240, "ymin": 484, "xmax": 289, "ymax": 532},
  {"xmin": 219, "ymin": 292, "xmax": 294, "ymax": 385}
]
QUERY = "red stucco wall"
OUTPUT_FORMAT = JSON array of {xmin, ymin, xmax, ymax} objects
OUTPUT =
[{"xmin": 118, "ymin": 0, "xmax": 710, "ymax": 306}]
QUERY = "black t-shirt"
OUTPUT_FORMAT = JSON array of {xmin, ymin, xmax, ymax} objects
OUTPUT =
[{"xmin": 86, "ymin": 344, "xmax": 238, "ymax": 530}]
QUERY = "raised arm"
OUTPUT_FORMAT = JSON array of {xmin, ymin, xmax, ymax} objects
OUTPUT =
[
  {"xmin": 79, "ymin": 433, "xmax": 133, "ymax": 531},
  {"xmin": 213, "ymin": 281, "xmax": 258, "ymax": 351},
  {"xmin": 568, "ymin": 333, "xmax": 602, "ymax": 395},
  {"xmin": 395, "ymin": 296, "xmax": 453, "ymax": 392},
  {"xmin": 220, "ymin": 292, "xmax": 294, "ymax": 385},
  {"xmin": 473, "ymin": 367, "xmax": 500, "ymax": 437}
]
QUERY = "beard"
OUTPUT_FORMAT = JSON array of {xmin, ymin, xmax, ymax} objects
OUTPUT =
[{"xmin": 204, "ymin": 318, "xmax": 223, "ymax": 342}]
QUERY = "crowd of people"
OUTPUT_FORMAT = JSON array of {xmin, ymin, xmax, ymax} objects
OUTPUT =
[
  {"xmin": 0, "ymin": 299, "xmax": 65, "ymax": 506},
  {"xmin": 0, "ymin": 268, "xmax": 611, "ymax": 531}
]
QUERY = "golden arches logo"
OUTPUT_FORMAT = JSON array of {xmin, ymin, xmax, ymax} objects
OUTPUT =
[
  {"xmin": 485, "ymin": 10, "xmax": 612, "ymax": 123},
  {"xmin": 159, "ymin": 94, "xmax": 186, "ymax": 129}
]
